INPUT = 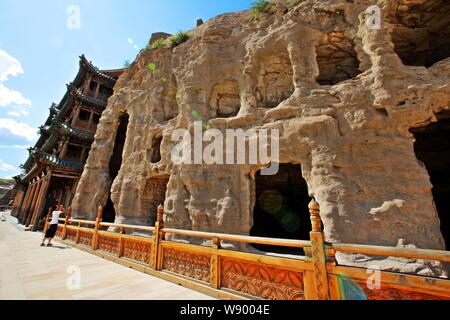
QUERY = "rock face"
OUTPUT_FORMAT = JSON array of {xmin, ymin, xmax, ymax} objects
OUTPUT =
[{"xmin": 71, "ymin": 0, "xmax": 450, "ymax": 273}]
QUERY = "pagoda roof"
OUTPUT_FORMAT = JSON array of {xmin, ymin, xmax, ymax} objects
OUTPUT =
[
  {"xmin": 55, "ymin": 122, "xmax": 95, "ymax": 142},
  {"xmin": 23, "ymin": 120, "xmax": 94, "ymax": 171},
  {"xmin": 53, "ymin": 55, "xmax": 119, "ymax": 122},
  {"xmin": 78, "ymin": 54, "xmax": 120, "ymax": 88},
  {"xmin": 18, "ymin": 55, "xmax": 122, "ymax": 176},
  {"xmin": 13, "ymin": 174, "xmax": 24, "ymax": 183},
  {"xmin": 67, "ymin": 84, "xmax": 107, "ymax": 109},
  {"xmin": 29, "ymin": 148, "xmax": 83, "ymax": 171}
]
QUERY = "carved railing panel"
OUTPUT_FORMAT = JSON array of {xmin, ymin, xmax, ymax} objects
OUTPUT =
[
  {"xmin": 162, "ymin": 247, "xmax": 210, "ymax": 283},
  {"xmin": 66, "ymin": 228, "xmax": 77, "ymax": 243},
  {"xmin": 53, "ymin": 203, "xmax": 450, "ymax": 301},
  {"xmin": 220, "ymin": 258, "xmax": 305, "ymax": 300},
  {"xmin": 122, "ymin": 238, "xmax": 152, "ymax": 264},
  {"xmin": 79, "ymin": 230, "xmax": 93, "ymax": 247},
  {"xmin": 98, "ymin": 234, "xmax": 119, "ymax": 255},
  {"xmin": 55, "ymin": 225, "xmax": 64, "ymax": 238},
  {"xmin": 358, "ymin": 282, "xmax": 449, "ymax": 300}
]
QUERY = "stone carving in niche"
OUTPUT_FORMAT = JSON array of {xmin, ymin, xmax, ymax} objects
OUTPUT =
[
  {"xmin": 209, "ymin": 80, "xmax": 241, "ymax": 118},
  {"xmin": 142, "ymin": 176, "xmax": 169, "ymax": 224}
]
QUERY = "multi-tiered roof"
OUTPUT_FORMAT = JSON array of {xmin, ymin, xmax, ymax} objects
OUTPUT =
[{"xmin": 14, "ymin": 55, "xmax": 123, "ymax": 184}]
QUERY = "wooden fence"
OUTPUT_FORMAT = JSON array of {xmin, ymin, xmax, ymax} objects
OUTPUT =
[{"xmin": 45, "ymin": 200, "xmax": 450, "ymax": 300}]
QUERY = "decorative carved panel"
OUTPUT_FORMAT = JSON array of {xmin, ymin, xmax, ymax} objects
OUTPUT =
[
  {"xmin": 359, "ymin": 283, "xmax": 449, "ymax": 300},
  {"xmin": 79, "ymin": 231, "xmax": 93, "ymax": 247},
  {"xmin": 98, "ymin": 235, "xmax": 119, "ymax": 255},
  {"xmin": 162, "ymin": 248, "xmax": 210, "ymax": 283},
  {"xmin": 55, "ymin": 225, "xmax": 64, "ymax": 238},
  {"xmin": 221, "ymin": 258, "xmax": 305, "ymax": 300},
  {"xmin": 122, "ymin": 239, "xmax": 152, "ymax": 264},
  {"xmin": 66, "ymin": 229, "xmax": 77, "ymax": 242}
]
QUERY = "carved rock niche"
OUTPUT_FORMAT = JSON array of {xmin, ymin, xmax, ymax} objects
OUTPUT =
[
  {"xmin": 147, "ymin": 134, "xmax": 162, "ymax": 164},
  {"xmin": 256, "ymin": 51, "xmax": 294, "ymax": 108},
  {"xmin": 389, "ymin": 0, "xmax": 450, "ymax": 67},
  {"xmin": 316, "ymin": 32, "xmax": 361, "ymax": 85},
  {"xmin": 209, "ymin": 79, "xmax": 241, "ymax": 118}
]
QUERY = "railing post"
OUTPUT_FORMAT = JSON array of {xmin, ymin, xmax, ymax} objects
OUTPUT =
[
  {"xmin": 118, "ymin": 227, "xmax": 125, "ymax": 258},
  {"xmin": 76, "ymin": 222, "xmax": 81, "ymax": 244},
  {"xmin": 210, "ymin": 237, "xmax": 221, "ymax": 289},
  {"xmin": 308, "ymin": 198, "xmax": 329, "ymax": 300},
  {"xmin": 92, "ymin": 206, "xmax": 103, "ymax": 250},
  {"xmin": 151, "ymin": 205, "xmax": 164, "ymax": 270},
  {"xmin": 43, "ymin": 207, "xmax": 52, "ymax": 235},
  {"xmin": 62, "ymin": 207, "xmax": 72, "ymax": 240}
]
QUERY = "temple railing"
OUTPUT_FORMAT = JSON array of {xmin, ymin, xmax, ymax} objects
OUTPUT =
[{"xmin": 44, "ymin": 202, "xmax": 450, "ymax": 300}]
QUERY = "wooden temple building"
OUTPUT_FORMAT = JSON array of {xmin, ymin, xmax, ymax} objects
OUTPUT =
[{"xmin": 11, "ymin": 55, "xmax": 123, "ymax": 230}]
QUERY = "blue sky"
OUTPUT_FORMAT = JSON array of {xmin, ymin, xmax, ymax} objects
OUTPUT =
[{"xmin": 0, "ymin": 0, "xmax": 253, "ymax": 178}]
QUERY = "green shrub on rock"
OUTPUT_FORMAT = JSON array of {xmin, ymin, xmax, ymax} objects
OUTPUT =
[
  {"xmin": 169, "ymin": 32, "xmax": 190, "ymax": 48},
  {"xmin": 150, "ymin": 38, "xmax": 167, "ymax": 49}
]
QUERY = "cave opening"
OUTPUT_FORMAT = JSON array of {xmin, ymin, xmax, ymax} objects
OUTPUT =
[
  {"xmin": 389, "ymin": 1, "xmax": 450, "ymax": 67},
  {"xmin": 410, "ymin": 113, "xmax": 450, "ymax": 250},
  {"xmin": 148, "ymin": 135, "xmax": 162, "ymax": 164},
  {"xmin": 316, "ymin": 32, "xmax": 361, "ymax": 85},
  {"xmin": 250, "ymin": 163, "xmax": 312, "ymax": 254},
  {"xmin": 103, "ymin": 113, "xmax": 129, "ymax": 223}
]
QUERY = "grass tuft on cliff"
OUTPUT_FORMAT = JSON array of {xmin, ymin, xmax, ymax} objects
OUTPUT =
[
  {"xmin": 250, "ymin": 0, "xmax": 302, "ymax": 21},
  {"xmin": 150, "ymin": 38, "xmax": 167, "ymax": 49},
  {"xmin": 251, "ymin": 0, "xmax": 271, "ymax": 13},
  {"xmin": 169, "ymin": 32, "xmax": 190, "ymax": 48}
]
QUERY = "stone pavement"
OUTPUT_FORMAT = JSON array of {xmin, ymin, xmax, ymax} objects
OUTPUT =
[{"xmin": 0, "ymin": 211, "xmax": 214, "ymax": 300}]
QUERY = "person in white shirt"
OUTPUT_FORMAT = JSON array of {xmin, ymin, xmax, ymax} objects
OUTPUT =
[{"xmin": 40, "ymin": 205, "xmax": 65, "ymax": 247}]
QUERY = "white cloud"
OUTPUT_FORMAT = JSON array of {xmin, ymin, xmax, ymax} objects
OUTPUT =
[
  {"xmin": 0, "ymin": 49, "xmax": 31, "ymax": 107},
  {"xmin": 0, "ymin": 118, "xmax": 37, "ymax": 142},
  {"xmin": 0, "ymin": 160, "xmax": 15, "ymax": 172},
  {"xmin": 0, "ymin": 144, "xmax": 29, "ymax": 149},
  {"xmin": 7, "ymin": 111, "xmax": 20, "ymax": 117},
  {"xmin": 7, "ymin": 110, "xmax": 29, "ymax": 117}
]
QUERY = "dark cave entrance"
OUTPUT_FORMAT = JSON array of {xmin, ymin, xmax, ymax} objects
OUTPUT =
[
  {"xmin": 104, "ymin": 113, "xmax": 129, "ymax": 223},
  {"xmin": 411, "ymin": 114, "xmax": 450, "ymax": 250},
  {"xmin": 316, "ymin": 32, "xmax": 361, "ymax": 85},
  {"xmin": 389, "ymin": 1, "xmax": 450, "ymax": 67},
  {"xmin": 250, "ymin": 163, "xmax": 312, "ymax": 254},
  {"xmin": 148, "ymin": 135, "xmax": 162, "ymax": 164}
]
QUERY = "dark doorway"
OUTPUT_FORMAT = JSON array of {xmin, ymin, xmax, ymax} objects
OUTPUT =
[
  {"xmin": 250, "ymin": 163, "xmax": 312, "ymax": 254},
  {"xmin": 148, "ymin": 135, "xmax": 162, "ymax": 164},
  {"xmin": 411, "ymin": 115, "xmax": 450, "ymax": 249},
  {"xmin": 389, "ymin": 1, "xmax": 450, "ymax": 67},
  {"xmin": 316, "ymin": 33, "xmax": 361, "ymax": 85},
  {"xmin": 103, "ymin": 113, "xmax": 129, "ymax": 223}
]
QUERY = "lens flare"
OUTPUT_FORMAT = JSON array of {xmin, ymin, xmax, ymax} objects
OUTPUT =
[{"xmin": 258, "ymin": 190, "xmax": 283, "ymax": 214}]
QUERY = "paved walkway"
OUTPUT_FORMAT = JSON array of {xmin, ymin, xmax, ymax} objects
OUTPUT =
[{"xmin": 0, "ymin": 211, "xmax": 214, "ymax": 300}]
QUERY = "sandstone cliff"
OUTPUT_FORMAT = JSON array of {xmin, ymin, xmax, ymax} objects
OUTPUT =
[{"xmin": 72, "ymin": 0, "xmax": 450, "ymax": 275}]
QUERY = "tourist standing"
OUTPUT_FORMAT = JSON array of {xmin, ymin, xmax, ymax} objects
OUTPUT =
[{"xmin": 40, "ymin": 205, "xmax": 64, "ymax": 247}]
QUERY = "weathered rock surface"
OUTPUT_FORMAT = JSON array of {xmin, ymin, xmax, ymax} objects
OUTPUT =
[{"xmin": 71, "ymin": 0, "xmax": 450, "ymax": 274}]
